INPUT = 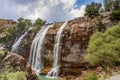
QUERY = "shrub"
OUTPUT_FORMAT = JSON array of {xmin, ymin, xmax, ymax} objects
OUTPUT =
[
  {"xmin": 0, "ymin": 26, "xmax": 18, "ymax": 47},
  {"xmin": 110, "ymin": 9, "xmax": 120, "ymax": 20},
  {"xmin": 85, "ymin": 22, "xmax": 120, "ymax": 67},
  {"xmin": 84, "ymin": 72, "xmax": 98, "ymax": 80},
  {"xmin": 33, "ymin": 18, "xmax": 46, "ymax": 26},
  {"xmin": 96, "ymin": 21, "xmax": 106, "ymax": 32},
  {"xmin": 0, "ymin": 71, "xmax": 26, "ymax": 80}
]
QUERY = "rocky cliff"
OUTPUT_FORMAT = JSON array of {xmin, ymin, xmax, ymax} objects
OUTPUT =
[
  {"xmin": 0, "ymin": 16, "xmax": 117, "ymax": 79},
  {"xmin": 0, "ymin": 48, "xmax": 38, "ymax": 80},
  {"xmin": 17, "ymin": 17, "xmax": 96, "ymax": 77},
  {"xmin": 0, "ymin": 19, "xmax": 16, "ymax": 38}
]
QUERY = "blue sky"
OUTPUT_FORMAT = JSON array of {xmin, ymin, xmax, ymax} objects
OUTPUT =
[
  {"xmin": 76, "ymin": 0, "xmax": 103, "ymax": 6},
  {"xmin": 0, "ymin": 0, "xmax": 104, "ymax": 22}
]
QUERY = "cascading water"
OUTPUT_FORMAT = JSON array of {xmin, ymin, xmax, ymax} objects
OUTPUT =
[
  {"xmin": 11, "ymin": 29, "xmax": 29, "ymax": 53},
  {"xmin": 46, "ymin": 21, "xmax": 68, "ymax": 78},
  {"xmin": 29, "ymin": 25, "xmax": 52, "ymax": 74}
]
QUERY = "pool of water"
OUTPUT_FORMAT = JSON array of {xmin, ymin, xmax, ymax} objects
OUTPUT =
[{"xmin": 38, "ymin": 75, "xmax": 58, "ymax": 80}]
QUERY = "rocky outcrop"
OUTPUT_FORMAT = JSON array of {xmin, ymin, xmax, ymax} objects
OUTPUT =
[
  {"xmin": 0, "ymin": 19, "xmax": 16, "ymax": 27},
  {"xmin": 0, "ymin": 49, "xmax": 38, "ymax": 80},
  {"xmin": 0, "ymin": 19, "xmax": 16, "ymax": 38}
]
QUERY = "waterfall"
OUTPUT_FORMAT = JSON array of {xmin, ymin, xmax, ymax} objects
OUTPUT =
[
  {"xmin": 46, "ymin": 21, "xmax": 68, "ymax": 78},
  {"xmin": 11, "ymin": 30, "xmax": 28, "ymax": 53},
  {"xmin": 71, "ymin": 27, "xmax": 74, "ymax": 34},
  {"xmin": 29, "ymin": 25, "xmax": 52, "ymax": 74}
]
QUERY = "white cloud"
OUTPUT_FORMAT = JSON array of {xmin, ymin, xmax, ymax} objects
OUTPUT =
[
  {"xmin": 0, "ymin": 0, "xmax": 86, "ymax": 22},
  {"xmin": 70, "ymin": 5, "xmax": 86, "ymax": 18},
  {"xmin": 25, "ymin": 0, "xmax": 86, "ymax": 22}
]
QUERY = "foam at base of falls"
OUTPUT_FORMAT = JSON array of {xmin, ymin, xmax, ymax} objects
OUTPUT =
[
  {"xmin": 39, "ymin": 75, "xmax": 58, "ymax": 80},
  {"xmin": 34, "ymin": 66, "xmax": 44, "ymax": 75},
  {"xmin": 46, "ymin": 65, "xmax": 60, "ymax": 78}
]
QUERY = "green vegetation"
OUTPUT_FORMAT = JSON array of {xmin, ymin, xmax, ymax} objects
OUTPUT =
[
  {"xmin": 85, "ymin": 22, "xmax": 120, "ymax": 67},
  {"xmin": 96, "ymin": 21, "xmax": 106, "ymax": 32},
  {"xmin": 33, "ymin": 18, "xmax": 46, "ymax": 26},
  {"xmin": 0, "ymin": 18, "xmax": 32, "ymax": 47},
  {"xmin": 85, "ymin": 2, "xmax": 102, "ymax": 17},
  {"xmin": 21, "ymin": 39, "xmax": 29, "ymax": 47},
  {"xmin": 0, "ymin": 62, "xmax": 26, "ymax": 80},
  {"xmin": 54, "ymin": 23, "xmax": 59, "ymax": 28},
  {"xmin": 0, "ymin": 18, "xmax": 46, "ymax": 47},
  {"xmin": 0, "ymin": 50, "xmax": 5, "ymax": 57},
  {"xmin": 0, "ymin": 66, "xmax": 26, "ymax": 80},
  {"xmin": 104, "ymin": 0, "xmax": 120, "ymax": 11},
  {"xmin": 17, "ymin": 18, "xmax": 32, "ymax": 32},
  {"xmin": 110, "ymin": 9, "xmax": 120, "ymax": 20},
  {"xmin": 95, "ymin": 18, "xmax": 106, "ymax": 32},
  {"xmin": 0, "ymin": 71, "xmax": 26, "ymax": 80},
  {"xmin": 0, "ymin": 26, "xmax": 18, "ymax": 47},
  {"xmin": 104, "ymin": 0, "xmax": 120, "ymax": 21},
  {"xmin": 85, "ymin": 0, "xmax": 120, "ymax": 21},
  {"xmin": 84, "ymin": 72, "xmax": 98, "ymax": 80}
]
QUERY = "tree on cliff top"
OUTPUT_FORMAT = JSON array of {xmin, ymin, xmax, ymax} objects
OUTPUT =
[
  {"xmin": 33, "ymin": 18, "xmax": 46, "ymax": 26},
  {"xmin": 85, "ymin": 2, "xmax": 102, "ymax": 17},
  {"xmin": 17, "ymin": 18, "xmax": 32, "ymax": 32},
  {"xmin": 104, "ymin": 0, "xmax": 120, "ymax": 11}
]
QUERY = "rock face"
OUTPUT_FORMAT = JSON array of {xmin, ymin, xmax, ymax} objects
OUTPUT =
[
  {"xmin": 44, "ymin": 17, "xmax": 95, "ymax": 64},
  {"xmin": 0, "ymin": 19, "xmax": 16, "ymax": 38},
  {"xmin": 0, "ymin": 19, "xmax": 16, "ymax": 31},
  {"xmin": 0, "ymin": 49, "xmax": 38, "ymax": 80},
  {"xmin": 17, "ymin": 17, "xmax": 95, "ymax": 76}
]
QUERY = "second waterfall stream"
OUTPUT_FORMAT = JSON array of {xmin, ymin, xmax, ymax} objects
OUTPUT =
[
  {"xmin": 29, "ymin": 25, "xmax": 52, "ymax": 74},
  {"xmin": 11, "ymin": 27, "xmax": 33, "ymax": 53},
  {"xmin": 47, "ymin": 21, "xmax": 68, "ymax": 78}
]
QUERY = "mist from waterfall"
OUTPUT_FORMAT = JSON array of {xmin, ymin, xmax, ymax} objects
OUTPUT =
[
  {"xmin": 47, "ymin": 21, "xmax": 68, "ymax": 78},
  {"xmin": 11, "ymin": 31, "xmax": 28, "ymax": 53},
  {"xmin": 29, "ymin": 25, "xmax": 52, "ymax": 74}
]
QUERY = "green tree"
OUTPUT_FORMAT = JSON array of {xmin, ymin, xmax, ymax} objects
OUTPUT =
[
  {"xmin": 104, "ymin": 0, "xmax": 112, "ymax": 11},
  {"xmin": 17, "ymin": 18, "xmax": 24, "ymax": 22},
  {"xmin": 17, "ymin": 18, "xmax": 32, "ymax": 32},
  {"xmin": 85, "ymin": 2, "xmax": 102, "ymax": 17},
  {"xmin": 33, "ymin": 18, "xmax": 46, "ymax": 26},
  {"xmin": 113, "ymin": 0, "xmax": 120, "ymax": 10},
  {"xmin": 85, "ymin": 22, "xmax": 120, "ymax": 67},
  {"xmin": 110, "ymin": 9, "xmax": 120, "ymax": 20},
  {"xmin": 104, "ymin": 0, "xmax": 120, "ymax": 11},
  {"xmin": 96, "ymin": 20, "xmax": 106, "ymax": 32},
  {"xmin": 0, "ymin": 18, "xmax": 32, "ymax": 47},
  {"xmin": 24, "ymin": 19, "xmax": 32, "ymax": 26},
  {"xmin": 17, "ymin": 18, "xmax": 26, "ymax": 32}
]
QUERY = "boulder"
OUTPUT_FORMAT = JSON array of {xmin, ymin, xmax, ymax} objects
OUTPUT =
[{"xmin": 0, "ymin": 49, "xmax": 38, "ymax": 80}]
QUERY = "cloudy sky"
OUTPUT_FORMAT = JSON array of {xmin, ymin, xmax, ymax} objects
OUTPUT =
[{"xmin": 0, "ymin": 0, "xmax": 103, "ymax": 22}]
